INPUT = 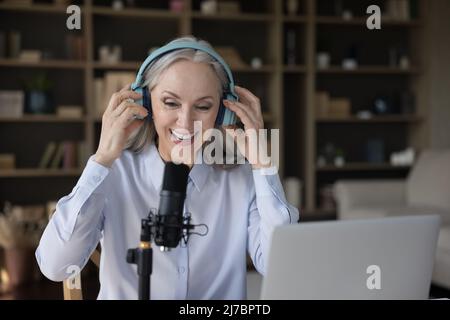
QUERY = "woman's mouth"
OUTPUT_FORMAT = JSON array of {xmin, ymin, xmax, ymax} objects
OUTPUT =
[{"xmin": 170, "ymin": 129, "xmax": 196, "ymax": 145}]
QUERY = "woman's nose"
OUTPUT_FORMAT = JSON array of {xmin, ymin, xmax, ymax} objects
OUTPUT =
[{"xmin": 176, "ymin": 106, "xmax": 194, "ymax": 129}]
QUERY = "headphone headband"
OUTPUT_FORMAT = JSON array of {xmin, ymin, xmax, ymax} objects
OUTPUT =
[{"xmin": 132, "ymin": 41, "xmax": 236, "ymax": 98}]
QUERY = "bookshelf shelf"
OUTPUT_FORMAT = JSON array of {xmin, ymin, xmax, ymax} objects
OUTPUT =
[
  {"xmin": 0, "ymin": 59, "xmax": 86, "ymax": 69},
  {"xmin": 93, "ymin": 61, "xmax": 140, "ymax": 70},
  {"xmin": 0, "ymin": 116, "xmax": 86, "ymax": 123},
  {"xmin": 316, "ymin": 66, "xmax": 420, "ymax": 75},
  {"xmin": 316, "ymin": 163, "xmax": 412, "ymax": 172},
  {"xmin": 283, "ymin": 65, "xmax": 307, "ymax": 73},
  {"xmin": 0, "ymin": 3, "xmax": 80, "ymax": 14},
  {"xmin": 191, "ymin": 12, "xmax": 273, "ymax": 22},
  {"xmin": 315, "ymin": 115, "xmax": 422, "ymax": 123},
  {"xmin": 91, "ymin": 6, "xmax": 181, "ymax": 19},
  {"xmin": 315, "ymin": 16, "xmax": 422, "ymax": 27},
  {"xmin": 0, "ymin": 168, "xmax": 82, "ymax": 178}
]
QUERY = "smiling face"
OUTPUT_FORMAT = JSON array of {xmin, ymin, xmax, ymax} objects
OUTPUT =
[{"xmin": 150, "ymin": 59, "xmax": 221, "ymax": 164}]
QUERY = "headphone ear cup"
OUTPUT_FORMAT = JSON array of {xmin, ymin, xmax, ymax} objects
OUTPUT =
[
  {"xmin": 142, "ymin": 88, "xmax": 152, "ymax": 120},
  {"xmin": 215, "ymin": 99, "xmax": 226, "ymax": 126}
]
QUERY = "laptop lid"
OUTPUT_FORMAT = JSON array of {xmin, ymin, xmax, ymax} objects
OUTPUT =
[{"xmin": 261, "ymin": 215, "xmax": 440, "ymax": 300}]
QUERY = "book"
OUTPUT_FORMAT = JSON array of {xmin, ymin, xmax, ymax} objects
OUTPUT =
[
  {"xmin": 57, "ymin": 105, "xmax": 83, "ymax": 118},
  {"xmin": 62, "ymin": 141, "xmax": 77, "ymax": 169},
  {"xmin": 50, "ymin": 142, "xmax": 65, "ymax": 169},
  {"xmin": 0, "ymin": 90, "xmax": 24, "ymax": 118},
  {"xmin": 39, "ymin": 142, "xmax": 57, "ymax": 169},
  {"xmin": 101, "ymin": 71, "xmax": 135, "ymax": 115},
  {"xmin": 94, "ymin": 78, "xmax": 105, "ymax": 117}
]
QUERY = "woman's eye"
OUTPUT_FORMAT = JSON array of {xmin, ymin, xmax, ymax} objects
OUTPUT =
[
  {"xmin": 164, "ymin": 101, "xmax": 179, "ymax": 108},
  {"xmin": 196, "ymin": 106, "xmax": 211, "ymax": 111}
]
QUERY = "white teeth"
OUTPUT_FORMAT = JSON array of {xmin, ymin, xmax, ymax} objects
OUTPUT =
[{"xmin": 171, "ymin": 130, "xmax": 194, "ymax": 140}]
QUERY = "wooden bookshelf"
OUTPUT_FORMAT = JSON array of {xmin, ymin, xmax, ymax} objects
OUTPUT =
[
  {"xmin": 0, "ymin": 0, "xmax": 433, "ymax": 218},
  {"xmin": 316, "ymin": 163, "xmax": 412, "ymax": 172},
  {"xmin": 0, "ymin": 169, "xmax": 82, "ymax": 178}
]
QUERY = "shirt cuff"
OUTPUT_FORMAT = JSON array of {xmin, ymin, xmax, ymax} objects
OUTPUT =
[{"xmin": 77, "ymin": 156, "xmax": 110, "ymax": 190}]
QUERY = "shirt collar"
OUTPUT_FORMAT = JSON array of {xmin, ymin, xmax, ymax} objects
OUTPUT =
[{"xmin": 145, "ymin": 143, "xmax": 211, "ymax": 193}]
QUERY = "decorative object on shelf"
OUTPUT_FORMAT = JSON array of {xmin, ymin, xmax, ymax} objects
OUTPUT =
[
  {"xmin": 7, "ymin": 30, "xmax": 21, "ymax": 59},
  {"xmin": 285, "ymin": 29, "xmax": 296, "ymax": 65},
  {"xmin": 372, "ymin": 95, "xmax": 393, "ymax": 114},
  {"xmin": 319, "ymin": 185, "xmax": 336, "ymax": 211},
  {"xmin": 0, "ymin": 90, "xmax": 24, "ymax": 118},
  {"xmin": 390, "ymin": 148, "xmax": 415, "ymax": 166},
  {"xmin": 218, "ymin": 1, "xmax": 240, "ymax": 14},
  {"xmin": 365, "ymin": 139, "xmax": 385, "ymax": 163},
  {"xmin": 385, "ymin": 0, "xmax": 410, "ymax": 20},
  {"xmin": 23, "ymin": 73, "xmax": 54, "ymax": 115},
  {"xmin": 334, "ymin": 149, "xmax": 345, "ymax": 167},
  {"xmin": 98, "ymin": 44, "xmax": 122, "ymax": 64},
  {"xmin": 342, "ymin": 45, "xmax": 358, "ymax": 70},
  {"xmin": 214, "ymin": 47, "xmax": 247, "ymax": 68},
  {"xmin": 356, "ymin": 110, "xmax": 373, "ymax": 119},
  {"xmin": 0, "ymin": 202, "xmax": 47, "ymax": 291},
  {"xmin": 283, "ymin": 177, "xmax": 302, "ymax": 210},
  {"xmin": 250, "ymin": 57, "xmax": 262, "ymax": 69},
  {"xmin": 321, "ymin": 142, "xmax": 337, "ymax": 165},
  {"xmin": 329, "ymin": 98, "xmax": 351, "ymax": 117},
  {"xmin": 342, "ymin": 10, "xmax": 353, "ymax": 20},
  {"xmin": 56, "ymin": 105, "xmax": 83, "ymax": 118},
  {"xmin": 316, "ymin": 52, "xmax": 331, "ymax": 69},
  {"xmin": 399, "ymin": 55, "xmax": 410, "ymax": 69},
  {"xmin": 0, "ymin": 154, "xmax": 15, "ymax": 170},
  {"xmin": 18, "ymin": 50, "xmax": 42, "ymax": 63},
  {"xmin": 112, "ymin": 0, "xmax": 124, "ymax": 11},
  {"xmin": 169, "ymin": 0, "xmax": 184, "ymax": 12},
  {"xmin": 399, "ymin": 91, "xmax": 416, "ymax": 114},
  {"xmin": 286, "ymin": 0, "xmax": 299, "ymax": 16},
  {"xmin": 200, "ymin": 0, "xmax": 218, "ymax": 15}
]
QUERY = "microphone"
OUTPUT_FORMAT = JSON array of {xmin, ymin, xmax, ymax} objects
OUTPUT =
[{"xmin": 154, "ymin": 162, "xmax": 190, "ymax": 250}]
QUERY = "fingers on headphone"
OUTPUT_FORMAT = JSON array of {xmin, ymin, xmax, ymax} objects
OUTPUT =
[
  {"xmin": 116, "ymin": 105, "xmax": 148, "ymax": 127},
  {"xmin": 108, "ymin": 90, "xmax": 142, "ymax": 112}
]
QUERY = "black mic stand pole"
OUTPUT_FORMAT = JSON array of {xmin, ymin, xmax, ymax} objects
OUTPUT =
[{"xmin": 127, "ymin": 218, "xmax": 153, "ymax": 300}]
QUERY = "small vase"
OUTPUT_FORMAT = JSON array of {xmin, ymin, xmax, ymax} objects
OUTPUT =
[{"xmin": 25, "ymin": 90, "xmax": 54, "ymax": 114}]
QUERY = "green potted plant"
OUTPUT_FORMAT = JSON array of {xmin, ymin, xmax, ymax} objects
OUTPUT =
[{"xmin": 23, "ymin": 73, "xmax": 55, "ymax": 114}]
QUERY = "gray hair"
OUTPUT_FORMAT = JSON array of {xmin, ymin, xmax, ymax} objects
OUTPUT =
[{"xmin": 125, "ymin": 36, "xmax": 229, "ymax": 153}]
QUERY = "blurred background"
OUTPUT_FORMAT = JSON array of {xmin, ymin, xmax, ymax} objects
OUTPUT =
[{"xmin": 0, "ymin": 0, "xmax": 449, "ymax": 299}]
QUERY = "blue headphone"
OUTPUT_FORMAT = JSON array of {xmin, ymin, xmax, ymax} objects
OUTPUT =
[{"xmin": 131, "ymin": 40, "xmax": 238, "ymax": 126}]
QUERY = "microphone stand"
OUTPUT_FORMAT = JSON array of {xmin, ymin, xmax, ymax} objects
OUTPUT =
[
  {"xmin": 126, "ymin": 212, "xmax": 207, "ymax": 300},
  {"xmin": 126, "ymin": 218, "xmax": 153, "ymax": 300}
]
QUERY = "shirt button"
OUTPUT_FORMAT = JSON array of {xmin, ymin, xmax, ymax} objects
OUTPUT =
[{"xmin": 178, "ymin": 267, "xmax": 185, "ymax": 274}]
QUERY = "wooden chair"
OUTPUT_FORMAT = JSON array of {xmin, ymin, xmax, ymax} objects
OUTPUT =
[{"xmin": 62, "ymin": 248, "xmax": 100, "ymax": 300}]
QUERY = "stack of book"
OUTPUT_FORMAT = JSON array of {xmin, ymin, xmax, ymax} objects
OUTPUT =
[{"xmin": 38, "ymin": 141, "xmax": 88, "ymax": 169}]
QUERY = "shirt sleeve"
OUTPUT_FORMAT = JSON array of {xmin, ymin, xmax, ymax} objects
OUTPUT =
[
  {"xmin": 35, "ymin": 156, "xmax": 110, "ymax": 282},
  {"xmin": 247, "ymin": 166, "xmax": 300, "ymax": 275}
]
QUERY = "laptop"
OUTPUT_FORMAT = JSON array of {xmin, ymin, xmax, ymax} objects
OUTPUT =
[{"xmin": 260, "ymin": 215, "xmax": 440, "ymax": 299}]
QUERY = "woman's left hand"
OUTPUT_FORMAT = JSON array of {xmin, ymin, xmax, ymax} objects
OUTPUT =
[{"xmin": 223, "ymin": 85, "xmax": 271, "ymax": 169}]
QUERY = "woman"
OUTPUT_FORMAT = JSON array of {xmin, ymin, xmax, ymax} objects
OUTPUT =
[{"xmin": 36, "ymin": 36, "xmax": 299, "ymax": 299}]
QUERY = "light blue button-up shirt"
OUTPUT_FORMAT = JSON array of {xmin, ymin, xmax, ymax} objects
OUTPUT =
[{"xmin": 36, "ymin": 143, "xmax": 299, "ymax": 299}]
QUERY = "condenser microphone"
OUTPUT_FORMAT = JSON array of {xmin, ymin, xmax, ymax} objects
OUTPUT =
[{"xmin": 154, "ymin": 162, "xmax": 190, "ymax": 250}]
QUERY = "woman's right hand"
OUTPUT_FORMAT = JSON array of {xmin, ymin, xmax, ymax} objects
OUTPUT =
[{"xmin": 94, "ymin": 84, "xmax": 148, "ymax": 167}]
